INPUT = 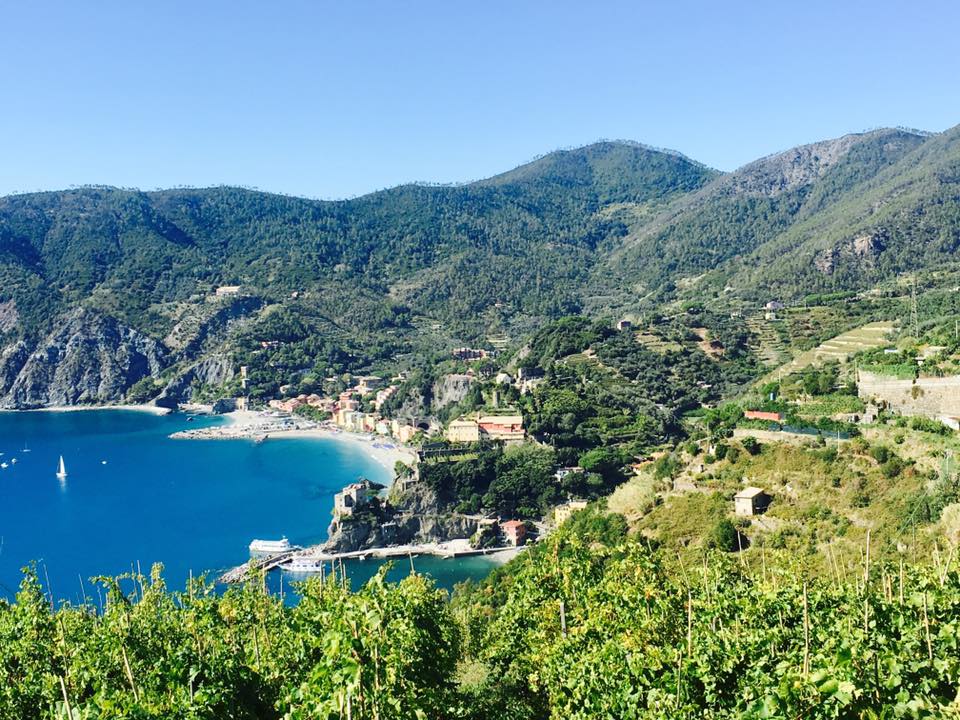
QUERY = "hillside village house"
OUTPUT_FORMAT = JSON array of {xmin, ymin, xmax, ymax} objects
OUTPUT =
[
  {"xmin": 554, "ymin": 499, "xmax": 588, "ymax": 525},
  {"xmin": 445, "ymin": 412, "xmax": 526, "ymax": 444},
  {"xmin": 734, "ymin": 487, "xmax": 772, "ymax": 516},
  {"xmin": 356, "ymin": 376, "xmax": 383, "ymax": 394},
  {"xmin": 269, "ymin": 397, "xmax": 303, "ymax": 413},
  {"xmin": 391, "ymin": 420, "xmax": 419, "ymax": 444},
  {"xmin": 515, "ymin": 367, "xmax": 546, "ymax": 395},
  {"xmin": 616, "ymin": 319, "xmax": 633, "ymax": 331},
  {"xmin": 374, "ymin": 385, "xmax": 398, "ymax": 410},
  {"xmin": 215, "ymin": 285, "xmax": 241, "ymax": 297},
  {"xmin": 477, "ymin": 414, "xmax": 525, "ymax": 443},
  {"xmin": 446, "ymin": 418, "xmax": 481, "ymax": 443},
  {"xmin": 501, "ymin": 520, "xmax": 527, "ymax": 546},
  {"xmin": 451, "ymin": 347, "xmax": 489, "ymax": 361},
  {"xmin": 554, "ymin": 466, "xmax": 584, "ymax": 482}
]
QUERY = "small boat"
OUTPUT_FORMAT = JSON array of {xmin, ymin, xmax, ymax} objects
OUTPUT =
[
  {"xmin": 0, "ymin": 463, "xmax": 7, "ymax": 470},
  {"xmin": 10, "ymin": 458, "xmax": 16, "ymax": 464},
  {"xmin": 56, "ymin": 456, "xmax": 67, "ymax": 480},
  {"xmin": 282, "ymin": 556, "xmax": 324, "ymax": 573},
  {"xmin": 249, "ymin": 537, "xmax": 292, "ymax": 555},
  {"xmin": 22, "ymin": 442, "xmax": 30, "ymax": 453}
]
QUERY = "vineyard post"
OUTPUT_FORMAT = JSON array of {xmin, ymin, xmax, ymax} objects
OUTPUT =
[
  {"xmin": 922, "ymin": 592, "xmax": 933, "ymax": 661},
  {"xmin": 940, "ymin": 545, "xmax": 955, "ymax": 586},
  {"xmin": 121, "ymin": 645, "xmax": 140, "ymax": 701},
  {"xmin": 802, "ymin": 582, "xmax": 810, "ymax": 678},
  {"xmin": 676, "ymin": 552, "xmax": 689, "ymax": 588},
  {"xmin": 899, "ymin": 558, "xmax": 904, "ymax": 605},
  {"xmin": 701, "ymin": 554, "xmax": 709, "ymax": 603},
  {"xmin": 560, "ymin": 600, "xmax": 567, "ymax": 637},
  {"xmin": 43, "ymin": 562, "xmax": 55, "ymax": 611},
  {"xmin": 59, "ymin": 676, "xmax": 74, "ymax": 720},
  {"xmin": 864, "ymin": 530, "xmax": 871, "ymax": 586},
  {"xmin": 863, "ymin": 531, "xmax": 872, "ymax": 635}
]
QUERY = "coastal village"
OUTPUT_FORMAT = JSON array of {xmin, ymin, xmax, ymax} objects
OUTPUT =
[{"xmin": 182, "ymin": 343, "xmax": 592, "ymax": 581}]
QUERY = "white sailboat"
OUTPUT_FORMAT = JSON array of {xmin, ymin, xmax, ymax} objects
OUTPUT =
[{"xmin": 56, "ymin": 456, "xmax": 67, "ymax": 480}]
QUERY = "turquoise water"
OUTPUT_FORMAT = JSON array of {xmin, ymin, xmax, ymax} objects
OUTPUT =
[{"xmin": 0, "ymin": 410, "xmax": 494, "ymax": 602}]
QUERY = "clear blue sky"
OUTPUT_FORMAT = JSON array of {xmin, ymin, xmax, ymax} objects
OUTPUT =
[{"xmin": 2, "ymin": 0, "xmax": 959, "ymax": 198}]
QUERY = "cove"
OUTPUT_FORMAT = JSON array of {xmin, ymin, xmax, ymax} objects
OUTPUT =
[{"xmin": 0, "ymin": 409, "xmax": 494, "ymax": 602}]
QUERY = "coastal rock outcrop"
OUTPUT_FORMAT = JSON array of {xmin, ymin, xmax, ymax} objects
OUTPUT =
[
  {"xmin": 153, "ymin": 354, "xmax": 236, "ymax": 408},
  {"xmin": 322, "ymin": 479, "xmax": 481, "ymax": 553},
  {"xmin": 0, "ymin": 308, "xmax": 168, "ymax": 408}
]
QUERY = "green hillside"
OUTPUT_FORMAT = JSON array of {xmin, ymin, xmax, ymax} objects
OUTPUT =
[
  {"xmin": 5, "ymin": 126, "xmax": 960, "ymax": 407},
  {"xmin": 0, "ymin": 142, "xmax": 714, "ymax": 343}
]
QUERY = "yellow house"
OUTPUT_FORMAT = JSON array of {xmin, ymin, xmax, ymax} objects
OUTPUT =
[
  {"xmin": 446, "ymin": 418, "xmax": 481, "ymax": 443},
  {"xmin": 554, "ymin": 499, "xmax": 588, "ymax": 525}
]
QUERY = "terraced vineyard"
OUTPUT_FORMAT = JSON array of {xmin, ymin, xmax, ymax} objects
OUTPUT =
[
  {"xmin": 745, "ymin": 314, "xmax": 789, "ymax": 367},
  {"xmin": 759, "ymin": 320, "xmax": 895, "ymax": 385}
]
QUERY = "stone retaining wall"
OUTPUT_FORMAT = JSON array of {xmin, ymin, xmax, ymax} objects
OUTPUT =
[{"xmin": 858, "ymin": 370, "xmax": 960, "ymax": 418}]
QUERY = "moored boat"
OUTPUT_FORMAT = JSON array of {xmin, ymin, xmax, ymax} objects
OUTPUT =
[
  {"xmin": 249, "ymin": 537, "xmax": 292, "ymax": 555},
  {"xmin": 282, "ymin": 556, "xmax": 325, "ymax": 573}
]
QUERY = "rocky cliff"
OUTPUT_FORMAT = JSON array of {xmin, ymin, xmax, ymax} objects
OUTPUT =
[
  {"xmin": 153, "ymin": 354, "xmax": 237, "ymax": 409},
  {"xmin": 322, "ymin": 480, "xmax": 481, "ymax": 553},
  {"xmin": 0, "ymin": 308, "xmax": 169, "ymax": 408}
]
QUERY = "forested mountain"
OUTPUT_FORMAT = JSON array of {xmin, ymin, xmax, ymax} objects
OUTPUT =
[
  {"xmin": 597, "ymin": 125, "xmax": 960, "ymax": 311},
  {"xmin": 2, "ymin": 126, "xmax": 960, "ymax": 406}
]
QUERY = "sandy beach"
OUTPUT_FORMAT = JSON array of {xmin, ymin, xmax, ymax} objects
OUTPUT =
[{"xmin": 173, "ymin": 409, "xmax": 417, "ymax": 477}]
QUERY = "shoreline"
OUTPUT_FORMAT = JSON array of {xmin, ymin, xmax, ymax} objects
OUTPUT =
[
  {"xmin": 175, "ymin": 409, "xmax": 417, "ymax": 479},
  {"xmin": 0, "ymin": 403, "xmax": 171, "ymax": 415}
]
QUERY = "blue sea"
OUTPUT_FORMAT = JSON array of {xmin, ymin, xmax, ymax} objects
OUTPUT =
[{"xmin": 0, "ymin": 410, "xmax": 496, "ymax": 603}]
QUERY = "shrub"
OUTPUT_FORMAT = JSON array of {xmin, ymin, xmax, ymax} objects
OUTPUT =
[
  {"xmin": 706, "ymin": 519, "xmax": 740, "ymax": 552},
  {"xmin": 741, "ymin": 436, "xmax": 761, "ymax": 455}
]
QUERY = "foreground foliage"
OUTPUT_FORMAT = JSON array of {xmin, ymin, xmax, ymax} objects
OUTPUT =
[{"xmin": 2, "ymin": 516, "xmax": 959, "ymax": 719}]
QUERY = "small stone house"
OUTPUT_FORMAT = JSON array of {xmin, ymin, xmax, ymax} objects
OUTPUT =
[{"xmin": 734, "ymin": 487, "xmax": 772, "ymax": 516}]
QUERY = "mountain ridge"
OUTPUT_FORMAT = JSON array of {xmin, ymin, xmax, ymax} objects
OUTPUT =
[{"xmin": 3, "ymin": 126, "xmax": 960, "ymax": 407}]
